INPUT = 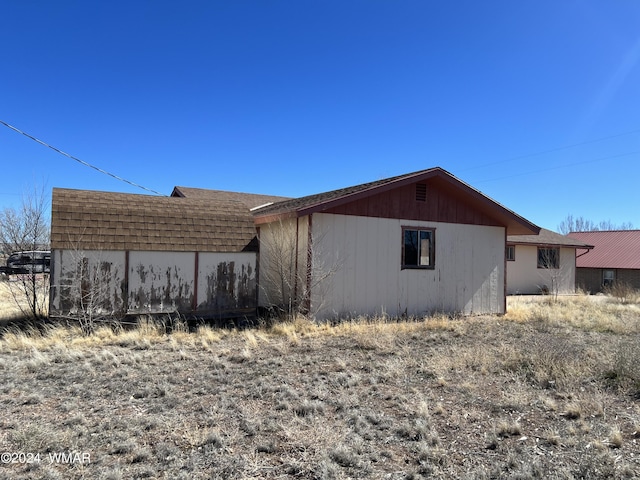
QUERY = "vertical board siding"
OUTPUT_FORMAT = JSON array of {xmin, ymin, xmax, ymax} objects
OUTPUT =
[
  {"xmin": 324, "ymin": 180, "xmax": 503, "ymax": 227},
  {"xmin": 127, "ymin": 251, "xmax": 195, "ymax": 314},
  {"xmin": 311, "ymin": 213, "xmax": 505, "ymax": 319},
  {"xmin": 51, "ymin": 249, "xmax": 257, "ymax": 319},
  {"xmin": 196, "ymin": 252, "xmax": 256, "ymax": 316},
  {"xmin": 50, "ymin": 250, "xmax": 127, "ymax": 317},
  {"xmin": 258, "ymin": 218, "xmax": 308, "ymax": 310}
]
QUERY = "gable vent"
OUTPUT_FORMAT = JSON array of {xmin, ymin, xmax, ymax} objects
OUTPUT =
[{"xmin": 415, "ymin": 183, "xmax": 427, "ymax": 202}]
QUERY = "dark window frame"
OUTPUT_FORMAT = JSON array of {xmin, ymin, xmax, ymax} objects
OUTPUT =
[
  {"xmin": 401, "ymin": 226, "xmax": 436, "ymax": 270},
  {"xmin": 506, "ymin": 245, "xmax": 515, "ymax": 261},
  {"xmin": 537, "ymin": 247, "xmax": 559, "ymax": 269}
]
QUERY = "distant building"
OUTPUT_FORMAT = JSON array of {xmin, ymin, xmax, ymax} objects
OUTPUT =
[
  {"xmin": 567, "ymin": 230, "xmax": 640, "ymax": 292},
  {"xmin": 506, "ymin": 228, "xmax": 593, "ymax": 295}
]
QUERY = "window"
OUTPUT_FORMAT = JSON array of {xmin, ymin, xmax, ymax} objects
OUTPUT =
[
  {"xmin": 402, "ymin": 227, "xmax": 435, "ymax": 268},
  {"xmin": 537, "ymin": 247, "xmax": 559, "ymax": 269},
  {"xmin": 603, "ymin": 270, "xmax": 615, "ymax": 288},
  {"xmin": 506, "ymin": 245, "xmax": 515, "ymax": 261}
]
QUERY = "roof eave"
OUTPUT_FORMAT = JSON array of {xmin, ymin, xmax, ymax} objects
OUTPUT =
[{"xmin": 254, "ymin": 167, "xmax": 539, "ymax": 235}]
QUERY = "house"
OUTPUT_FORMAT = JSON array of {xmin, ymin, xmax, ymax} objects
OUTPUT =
[
  {"xmin": 506, "ymin": 228, "xmax": 593, "ymax": 295},
  {"xmin": 566, "ymin": 230, "xmax": 640, "ymax": 292},
  {"xmin": 49, "ymin": 167, "xmax": 541, "ymax": 321},
  {"xmin": 246, "ymin": 167, "xmax": 539, "ymax": 319},
  {"xmin": 49, "ymin": 188, "xmax": 261, "ymax": 321}
]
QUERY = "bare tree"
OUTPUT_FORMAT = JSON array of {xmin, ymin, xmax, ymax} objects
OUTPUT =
[
  {"xmin": 536, "ymin": 247, "xmax": 562, "ymax": 300},
  {"xmin": 259, "ymin": 218, "xmax": 343, "ymax": 320},
  {"xmin": 558, "ymin": 214, "xmax": 634, "ymax": 235},
  {"xmin": 59, "ymin": 250, "xmax": 119, "ymax": 334},
  {"xmin": 0, "ymin": 185, "xmax": 50, "ymax": 320}
]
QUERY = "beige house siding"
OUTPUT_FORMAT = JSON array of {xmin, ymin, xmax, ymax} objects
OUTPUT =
[
  {"xmin": 506, "ymin": 245, "xmax": 576, "ymax": 295},
  {"xmin": 307, "ymin": 214, "xmax": 505, "ymax": 319},
  {"xmin": 257, "ymin": 217, "xmax": 309, "ymax": 311}
]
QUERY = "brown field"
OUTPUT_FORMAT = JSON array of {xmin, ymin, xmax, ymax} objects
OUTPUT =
[{"xmin": 0, "ymin": 290, "xmax": 639, "ymax": 479}]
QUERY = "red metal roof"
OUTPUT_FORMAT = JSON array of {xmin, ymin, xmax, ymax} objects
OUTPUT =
[{"xmin": 567, "ymin": 230, "xmax": 640, "ymax": 269}]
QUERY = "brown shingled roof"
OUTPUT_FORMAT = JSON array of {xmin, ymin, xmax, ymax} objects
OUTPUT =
[
  {"xmin": 507, "ymin": 228, "xmax": 594, "ymax": 249},
  {"xmin": 171, "ymin": 186, "xmax": 290, "ymax": 210},
  {"xmin": 51, "ymin": 188, "xmax": 257, "ymax": 252},
  {"xmin": 251, "ymin": 167, "xmax": 540, "ymax": 235}
]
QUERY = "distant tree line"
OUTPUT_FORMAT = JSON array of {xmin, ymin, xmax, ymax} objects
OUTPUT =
[{"xmin": 557, "ymin": 214, "xmax": 634, "ymax": 235}]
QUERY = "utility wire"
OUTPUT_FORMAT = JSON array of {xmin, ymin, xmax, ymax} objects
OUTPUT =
[
  {"xmin": 1, "ymin": 120, "xmax": 166, "ymax": 196},
  {"xmin": 472, "ymin": 150, "xmax": 640, "ymax": 184},
  {"xmin": 457, "ymin": 127, "xmax": 640, "ymax": 172}
]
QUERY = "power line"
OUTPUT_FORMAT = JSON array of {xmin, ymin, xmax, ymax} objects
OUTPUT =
[
  {"xmin": 0, "ymin": 120, "xmax": 166, "ymax": 196},
  {"xmin": 458, "ymin": 127, "xmax": 640, "ymax": 172},
  {"xmin": 472, "ymin": 150, "xmax": 640, "ymax": 184}
]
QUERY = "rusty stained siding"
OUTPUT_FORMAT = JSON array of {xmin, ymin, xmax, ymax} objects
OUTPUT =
[
  {"xmin": 51, "ymin": 249, "xmax": 258, "ymax": 319},
  {"xmin": 50, "ymin": 250, "xmax": 127, "ymax": 317},
  {"xmin": 196, "ymin": 252, "xmax": 257, "ymax": 317},
  {"xmin": 128, "ymin": 252, "xmax": 195, "ymax": 314}
]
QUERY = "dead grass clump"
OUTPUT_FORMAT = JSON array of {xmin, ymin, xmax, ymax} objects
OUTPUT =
[
  {"xmin": 606, "ymin": 336, "xmax": 640, "ymax": 394},
  {"xmin": 506, "ymin": 295, "xmax": 640, "ymax": 334},
  {"xmin": 604, "ymin": 282, "xmax": 640, "ymax": 304}
]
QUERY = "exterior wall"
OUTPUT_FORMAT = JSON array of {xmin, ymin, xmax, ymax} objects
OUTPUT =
[
  {"xmin": 576, "ymin": 268, "xmax": 640, "ymax": 293},
  {"xmin": 128, "ymin": 251, "xmax": 195, "ymax": 314},
  {"xmin": 506, "ymin": 245, "xmax": 577, "ymax": 295},
  {"xmin": 51, "ymin": 249, "xmax": 127, "ymax": 316},
  {"xmin": 50, "ymin": 249, "xmax": 257, "ymax": 319},
  {"xmin": 196, "ymin": 252, "xmax": 256, "ymax": 317},
  {"xmin": 257, "ymin": 218, "xmax": 309, "ymax": 311},
  {"xmin": 308, "ymin": 213, "xmax": 505, "ymax": 319}
]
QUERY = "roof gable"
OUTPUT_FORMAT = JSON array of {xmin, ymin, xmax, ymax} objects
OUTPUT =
[
  {"xmin": 51, "ymin": 188, "xmax": 257, "ymax": 252},
  {"xmin": 252, "ymin": 167, "xmax": 539, "ymax": 235},
  {"xmin": 568, "ymin": 230, "xmax": 640, "ymax": 269}
]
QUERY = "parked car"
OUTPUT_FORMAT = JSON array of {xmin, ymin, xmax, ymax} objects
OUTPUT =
[{"xmin": 0, "ymin": 250, "xmax": 51, "ymax": 275}]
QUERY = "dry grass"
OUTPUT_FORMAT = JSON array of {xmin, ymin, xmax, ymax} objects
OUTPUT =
[
  {"xmin": 0, "ymin": 294, "xmax": 639, "ymax": 478},
  {"xmin": 0, "ymin": 277, "xmax": 49, "ymax": 324}
]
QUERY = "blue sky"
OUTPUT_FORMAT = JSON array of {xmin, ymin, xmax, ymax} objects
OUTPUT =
[{"xmin": 2, "ymin": 1, "xmax": 639, "ymax": 231}]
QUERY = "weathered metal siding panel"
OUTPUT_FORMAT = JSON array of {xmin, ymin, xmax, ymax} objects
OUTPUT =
[
  {"xmin": 51, "ymin": 249, "xmax": 258, "ymax": 320},
  {"xmin": 197, "ymin": 252, "xmax": 256, "ymax": 317},
  {"xmin": 506, "ymin": 245, "xmax": 576, "ymax": 295},
  {"xmin": 50, "ymin": 249, "xmax": 127, "ymax": 317},
  {"xmin": 128, "ymin": 251, "xmax": 195, "ymax": 314},
  {"xmin": 311, "ymin": 213, "xmax": 505, "ymax": 319}
]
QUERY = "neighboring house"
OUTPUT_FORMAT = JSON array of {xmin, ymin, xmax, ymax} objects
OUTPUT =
[
  {"xmin": 49, "ymin": 188, "xmax": 260, "ymax": 321},
  {"xmin": 567, "ymin": 230, "xmax": 640, "ymax": 292},
  {"xmin": 49, "ymin": 167, "xmax": 541, "ymax": 321},
  {"xmin": 506, "ymin": 228, "xmax": 593, "ymax": 295}
]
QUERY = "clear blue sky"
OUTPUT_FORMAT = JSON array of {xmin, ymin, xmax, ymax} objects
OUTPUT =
[{"xmin": 2, "ymin": 1, "xmax": 639, "ymax": 232}]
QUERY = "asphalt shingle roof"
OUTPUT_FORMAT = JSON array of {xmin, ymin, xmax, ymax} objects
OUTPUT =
[
  {"xmin": 507, "ymin": 228, "xmax": 594, "ymax": 248},
  {"xmin": 171, "ymin": 186, "xmax": 290, "ymax": 210},
  {"xmin": 51, "ymin": 188, "xmax": 257, "ymax": 252}
]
